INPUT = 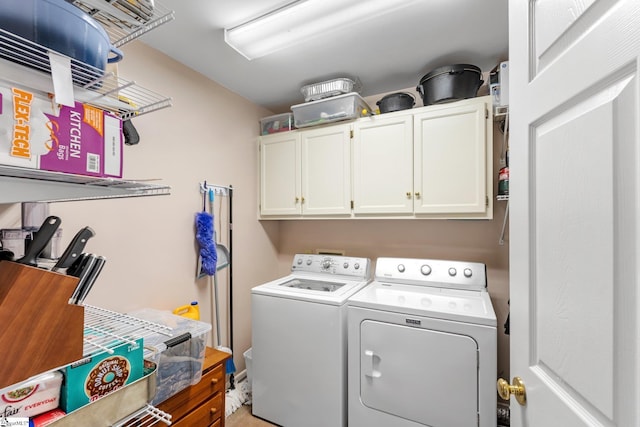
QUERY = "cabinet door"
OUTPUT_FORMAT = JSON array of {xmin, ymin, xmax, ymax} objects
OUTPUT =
[
  {"xmin": 300, "ymin": 125, "xmax": 351, "ymax": 215},
  {"xmin": 353, "ymin": 113, "xmax": 414, "ymax": 214},
  {"xmin": 413, "ymin": 97, "xmax": 489, "ymax": 215},
  {"xmin": 259, "ymin": 132, "xmax": 301, "ymax": 216}
]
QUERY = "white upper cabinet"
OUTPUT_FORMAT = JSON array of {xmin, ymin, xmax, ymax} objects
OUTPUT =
[
  {"xmin": 352, "ymin": 112, "xmax": 414, "ymax": 215},
  {"xmin": 414, "ymin": 96, "xmax": 491, "ymax": 218},
  {"xmin": 259, "ymin": 95, "xmax": 493, "ymax": 220},
  {"xmin": 300, "ymin": 125, "xmax": 352, "ymax": 216},
  {"xmin": 259, "ymin": 123, "xmax": 352, "ymax": 217},
  {"xmin": 259, "ymin": 131, "xmax": 301, "ymax": 216}
]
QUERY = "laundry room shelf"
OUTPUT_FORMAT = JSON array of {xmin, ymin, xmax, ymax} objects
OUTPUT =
[
  {"xmin": 0, "ymin": 165, "xmax": 171, "ymax": 204},
  {"xmin": 67, "ymin": 0, "xmax": 175, "ymax": 47},
  {"xmin": 0, "ymin": 28, "xmax": 173, "ymax": 120}
]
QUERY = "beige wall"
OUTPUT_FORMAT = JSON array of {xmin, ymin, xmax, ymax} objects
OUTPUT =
[
  {"xmin": 0, "ymin": 41, "xmax": 282, "ymax": 373},
  {"xmin": 0, "ymin": 43, "xmax": 509, "ymax": 379}
]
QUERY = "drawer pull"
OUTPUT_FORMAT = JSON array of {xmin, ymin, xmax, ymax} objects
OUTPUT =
[
  {"xmin": 211, "ymin": 378, "xmax": 219, "ymax": 385},
  {"xmin": 210, "ymin": 408, "xmax": 217, "ymax": 415}
]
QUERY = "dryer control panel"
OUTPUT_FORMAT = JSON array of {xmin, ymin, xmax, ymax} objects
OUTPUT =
[
  {"xmin": 291, "ymin": 254, "xmax": 371, "ymax": 279},
  {"xmin": 375, "ymin": 257, "xmax": 487, "ymax": 291}
]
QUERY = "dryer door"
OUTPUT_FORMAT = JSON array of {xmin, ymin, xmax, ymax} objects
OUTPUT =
[{"xmin": 360, "ymin": 320, "xmax": 478, "ymax": 426}]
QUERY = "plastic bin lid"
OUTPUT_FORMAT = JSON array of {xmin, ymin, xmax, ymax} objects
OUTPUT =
[{"xmin": 128, "ymin": 308, "xmax": 211, "ymax": 350}]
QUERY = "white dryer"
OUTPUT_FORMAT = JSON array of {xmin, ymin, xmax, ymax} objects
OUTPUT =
[
  {"xmin": 347, "ymin": 257, "xmax": 497, "ymax": 427},
  {"xmin": 252, "ymin": 254, "xmax": 371, "ymax": 427}
]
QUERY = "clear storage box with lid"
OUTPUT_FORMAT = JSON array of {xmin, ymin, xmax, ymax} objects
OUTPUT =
[
  {"xmin": 291, "ymin": 92, "xmax": 371, "ymax": 128},
  {"xmin": 128, "ymin": 308, "xmax": 211, "ymax": 405},
  {"xmin": 260, "ymin": 112, "xmax": 295, "ymax": 135}
]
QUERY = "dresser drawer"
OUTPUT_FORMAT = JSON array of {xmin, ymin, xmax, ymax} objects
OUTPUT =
[
  {"xmin": 158, "ymin": 363, "xmax": 224, "ymax": 420},
  {"xmin": 171, "ymin": 391, "xmax": 223, "ymax": 427}
]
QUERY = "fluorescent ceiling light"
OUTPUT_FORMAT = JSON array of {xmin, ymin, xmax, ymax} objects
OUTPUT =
[{"xmin": 224, "ymin": 0, "xmax": 414, "ymax": 60}]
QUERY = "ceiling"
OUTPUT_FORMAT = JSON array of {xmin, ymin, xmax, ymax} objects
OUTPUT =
[{"xmin": 140, "ymin": 0, "xmax": 509, "ymax": 113}]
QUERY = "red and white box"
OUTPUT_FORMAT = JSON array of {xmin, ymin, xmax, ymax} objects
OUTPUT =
[{"xmin": 0, "ymin": 371, "xmax": 63, "ymax": 419}]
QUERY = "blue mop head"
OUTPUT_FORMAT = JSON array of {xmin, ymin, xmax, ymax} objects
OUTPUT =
[{"xmin": 195, "ymin": 211, "xmax": 217, "ymax": 276}]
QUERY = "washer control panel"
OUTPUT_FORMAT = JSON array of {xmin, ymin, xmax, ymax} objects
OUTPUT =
[
  {"xmin": 376, "ymin": 257, "xmax": 487, "ymax": 290},
  {"xmin": 291, "ymin": 254, "xmax": 371, "ymax": 279}
]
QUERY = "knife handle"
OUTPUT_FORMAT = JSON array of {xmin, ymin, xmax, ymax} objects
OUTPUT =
[
  {"xmin": 77, "ymin": 256, "xmax": 106, "ymax": 305},
  {"xmin": 69, "ymin": 254, "xmax": 97, "ymax": 305},
  {"xmin": 53, "ymin": 226, "xmax": 95, "ymax": 271},
  {"xmin": 15, "ymin": 216, "xmax": 61, "ymax": 266}
]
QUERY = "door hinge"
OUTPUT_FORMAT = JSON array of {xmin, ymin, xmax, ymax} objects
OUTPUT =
[
  {"xmin": 485, "ymin": 108, "xmax": 489, "ymax": 119},
  {"xmin": 350, "ymin": 130, "xmax": 354, "ymax": 139},
  {"xmin": 486, "ymin": 196, "xmax": 489, "ymax": 207},
  {"xmin": 351, "ymin": 200, "xmax": 354, "ymax": 209}
]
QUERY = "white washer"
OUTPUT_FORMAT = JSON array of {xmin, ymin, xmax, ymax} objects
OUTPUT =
[
  {"xmin": 251, "ymin": 254, "xmax": 371, "ymax": 427},
  {"xmin": 348, "ymin": 257, "xmax": 497, "ymax": 427}
]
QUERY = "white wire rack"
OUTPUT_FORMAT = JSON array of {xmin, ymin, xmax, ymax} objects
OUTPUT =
[
  {"xmin": 115, "ymin": 404, "xmax": 172, "ymax": 426},
  {"xmin": 67, "ymin": 0, "xmax": 175, "ymax": 47},
  {"xmin": 0, "ymin": 165, "xmax": 171, "ymax": 203},
  {"xmin": 83, "ymin": 305, "xmax": 172, "ymax": 357},
  {"xmin": 0, "ymin": 28, "xmax": 172, "ymax": 120}
]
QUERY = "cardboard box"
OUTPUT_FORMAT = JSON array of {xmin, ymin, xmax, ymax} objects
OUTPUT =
[
  {"xmin": 59, "ymin": 338, "xmax": 144, "ymax": 413},
  {"xmin": 0, "ymin": 83, "xmax": 123, "ymax": 178}
]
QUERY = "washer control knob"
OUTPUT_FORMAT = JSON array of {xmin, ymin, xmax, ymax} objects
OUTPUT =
[
  {"xmin": 306, "ymin": 259, "xmax": 312, "ymax": 266},
  {"xmin": 448, "ymin": 267, "xmax": 457, "ymax": 276},
  {"xmin": 463, "ymin": 268, "xmax": 473, "ymax": 278},
  {"xmin": 343, "ymin": 262, "xmax": 349, "ymax": 269},
  {"xmin": 322, "ymin": 258, "xmax": 332, "ymax": 269},
  {"xmin": 420, "ymin": 265, "xmax": 432, "ymax": 276},
  {"xmin": 297, "ymin": 258, "xmax": 303, "ymax": 265},
  {"xmin": 398, "ymin": 264, "xmax": 406, "ymax": 273},
  {"xmin": 354, "ymin": 263, "xmax": 360, "ymax": 270}
]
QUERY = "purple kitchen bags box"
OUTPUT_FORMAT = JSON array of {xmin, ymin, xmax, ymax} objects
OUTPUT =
[{"xmin": 0, "ymin": 83, "xmax": 123, "ymax": 178}]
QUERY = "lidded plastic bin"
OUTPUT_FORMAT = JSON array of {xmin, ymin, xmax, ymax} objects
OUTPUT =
[
  {"xmin": 260, "ymin": 112, "xmax": 294, "ymax": 135},
  {"xmin": 128, "ymin": 308, "xmax": 212, "ymax": 405},
  {"xmin": 291, "ymin": 92, "xmax": 371, "ymax": 128}
]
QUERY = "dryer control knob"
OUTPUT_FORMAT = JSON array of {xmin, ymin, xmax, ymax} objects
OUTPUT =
[
  {"xmin": 322, "ymin": 258, "xmax": 332, "ymax": 269},
  {"xmin": 448, "ymin": 267, "xmax": 457, "ymax": 276},
  {"xmin": 354, "ymin": 263, "xmax": 360, "ymax": 270},
  {"xmin": 343, "ymin": 262, "xmax": 349, "ymax": 269},
  {"xmin": 420, "ymin": 265, "xmax": 432, "ymax": 276},
  {"xmin": 306, "ymin": 259, "xmax": 312, "ymax": 266},
  {"xmin": 297, "ymin": 258, "xmax": 303, "ymax": 265},
  {"xmin": 464, "ymin": 268, "xmax": 473, "ymax": 278},
  {"xmin": 398, "ymin": 264, "xmax": 405, "ymax": 273}
]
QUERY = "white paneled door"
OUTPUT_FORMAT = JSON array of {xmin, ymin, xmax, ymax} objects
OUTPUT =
[{"xmin": 508, "ymin": 1, "xmax": 640, "ymax": 426}]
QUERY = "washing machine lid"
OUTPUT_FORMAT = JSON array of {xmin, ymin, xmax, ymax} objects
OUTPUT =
[
  {"xmin": 348, "ymin": 281, "xmax": 497, "ymax": 326},
  {"xmin": 251, "ymin": 254, "xmax": 372, "ymax": 305},
  {"xmin": 252, "ymin": 273, "xmax": 372, "ymax": 304}
]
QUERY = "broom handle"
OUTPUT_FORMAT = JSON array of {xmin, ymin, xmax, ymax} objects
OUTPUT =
[
  {"xmin": 213, "ymin": 273, "xmax": 222, "ymax": 348},
  {"xmin": 228, "ymin": 185, "xmax": 233, "ymax": 354}
]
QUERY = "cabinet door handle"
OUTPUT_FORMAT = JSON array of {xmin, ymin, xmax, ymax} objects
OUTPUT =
[
  {"xmin": 295, "ymin": 197, "xmax": 300, "ymax": 203},
  {"xmin": 414, "ymin": 192, "xmax": 421, "ymax": 199},
  {"xmin": 301, "ymin": 196, "xmax": 305, "ymax": 204},
  {"xmin": 406, "ymin": 192, "xmax": 412, "ymax": 199}
]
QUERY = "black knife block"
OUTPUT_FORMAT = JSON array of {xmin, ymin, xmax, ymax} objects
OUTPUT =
[{"xmin": 0, "ymin": 261, "xmax": 84, "ymax": 390}]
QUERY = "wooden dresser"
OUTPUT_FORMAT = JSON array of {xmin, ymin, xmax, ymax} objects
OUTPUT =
[{"xmin": 158, "ymin": 347, "xmax": 230, "ymax": 427}]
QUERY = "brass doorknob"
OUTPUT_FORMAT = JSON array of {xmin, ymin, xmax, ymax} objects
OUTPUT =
[{"xmin": 497, "ymin": 376, "xmax": 527, "ymax": 405}]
